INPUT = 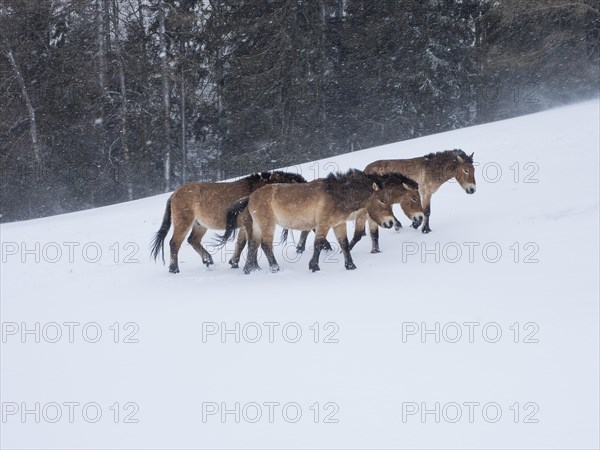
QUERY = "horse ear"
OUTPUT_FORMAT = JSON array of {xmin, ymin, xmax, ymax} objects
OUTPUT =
[
  {"xmin": 469, "ymin": 152, "xmax": 474, "ymax": 160},
  {"xmin": 372, "ymin": 182, "xmax": 380, "ymax": 191},
  {"xmin": 402, "ymin": 182, "xmax": 416, "ymax": 192},
  {"xmin": 456, "ymin": 155, "xmax": 464, "ymax": 163}
]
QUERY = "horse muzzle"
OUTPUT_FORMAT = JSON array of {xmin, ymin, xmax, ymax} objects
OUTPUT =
[
  {"xmin": 465, "ymin": 184, "xmax": 476, "ymax": 194},
  {"xmin": 381, "ymin": 219, "xmax": 394, "ymax": 229}
]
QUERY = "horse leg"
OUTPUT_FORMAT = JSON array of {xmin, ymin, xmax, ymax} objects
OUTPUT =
[
  {"xmin": 333, "ymin": 223, "xmax": 356, "ymax": 270},
  {"xmin": 243, "ymin": 239, "xmax": 260, "ymax": 274},
  {"xmin": 243, "ymin": 216, "xmax": 261, "ymax": 274},
  {"xmin": 348, "ymin": 211, "xmax": 368, "ymax": 250},
  {"xmin": 168, "ymin": 212, "xmax": 194, "ymax": 273},
  {"xmin": 259, "ymin": 221, "xmax": 279, "ymax": 273},
  {"xmin": 261, "ymin": 240, "xmax": 280, "ymax": 273},
  {"xmin": 394, "ymin": 217, "xmax": 403, "ymax": 231},
  {"xmin": 255, "ymin": 217, "xmax": 279, "ymax": 273},
  {"xmin": 297, "ymin": 230, "xmax": 331, "ymax": 253},
  {"xmin": 309, "ymin": 227, "xmax": 330, "ymax": 272},
  {"xmin": 243, "ymin": 231, "xmax": 261, "ymax": 275},
  {"xmin": 231, "ymin": 208, "xmax": 252, "ymax": 268},
  {"xmin": 187, "ymin": 223, "xmax": 214, "ymax": 267},
  {"xmin": 229, "ymin": 231, "xmax": 246, "ymax": 269},
  {"xmin": 420, "ymin": 192, "xmax": 432, "ymax": 233},
  {"xmin": 368, "ymin": 218, "xmax": 381, "ymax": 253},
  {"xmin": 296, "ymin": 230, "xmax": 310, "ymax": 253},
  {"xmin": 320, "ymin": 232, "xmax": 333, "ymax": 252}
]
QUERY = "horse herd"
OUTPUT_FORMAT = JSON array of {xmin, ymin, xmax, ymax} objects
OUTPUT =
[{"xmin": 151, "ymin": 149, "xmax": 476, "ymax": 274}]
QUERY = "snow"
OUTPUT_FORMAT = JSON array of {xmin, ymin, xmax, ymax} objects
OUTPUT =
[{"xmin": 1, "ymin": 100, "xmax": 599, "ymax": 449}]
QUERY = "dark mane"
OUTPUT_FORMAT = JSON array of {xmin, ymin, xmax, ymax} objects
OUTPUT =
[
  {"xmin": 321, "ymin": 169, "xmax": 417, "ymax": 210},
  {"xmin": 424, "ymin": 149, "xmax": 473, "ymax": 165},
  {"xmin": 243, "ymin": 170, "xmax": 306, "ymax": 186},
  {"xmin": 269, "ymin": 170, "xmax": 306, "ymax": 184},
  {"xmin": 243, "ymin": 171, "xmax": 274, "ymax": 182},
  {"xmin": 324, "ymin": 168, "xmax": 367, "ymax": 184},
  {"xmin": 322, "ymin": 169, "xmax": 374, "ymax": 208},
  {"xmin": 368, "ymin": 172, "xmax": 418, "ymax": 191},
  {"xmin": 324, "ymin": 169, "xmax": 417, "ymax": 190}
]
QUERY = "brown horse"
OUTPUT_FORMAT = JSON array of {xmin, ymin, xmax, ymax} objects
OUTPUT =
[
  {"xmin": 365, "ymin": 149, "xmax": 476, "ymax": 233},
  {"xmin": 294, "ymin": 184, "xmax": 425, "ymax": 254},
  {"xmin": 218, "ymin": 170, "xmax": 419, "ymax": 273},
  {"xmin": 151, "ymin": 171, "xmax": 306, "ymax": 273}
]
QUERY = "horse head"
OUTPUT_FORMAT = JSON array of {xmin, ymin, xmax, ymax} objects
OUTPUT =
[
  {"xmin": 454, "ymin": 150, "xmax": 476, "ymax": 194},
  {"xmin": 397, "ymin": 188, "xmax": 425, "ymax": 229}
]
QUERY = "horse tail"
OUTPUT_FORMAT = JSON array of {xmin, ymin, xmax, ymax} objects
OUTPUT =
[
  {"xmin": 280, "ymin": 228, "xmax": 289, "ymax": 245},
  {"xmin": 151, "ymin": 197, "xmax": 172, "ymax": 264},
  {"xmin": 216, "ymin": 197, "xmax": 249, "ymax": 247}
]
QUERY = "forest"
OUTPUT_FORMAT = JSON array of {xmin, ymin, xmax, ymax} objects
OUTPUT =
[{"xmin": 0, "ymin": 0, "xmax": 598, "ymax": 222}]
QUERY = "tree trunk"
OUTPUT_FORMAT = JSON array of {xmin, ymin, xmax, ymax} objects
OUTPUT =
[
  {"xmin": 337, "ymin": 0, "xmax": 346, "ymax": 17},
  {"xmin": 103, "ymin": 0, "xmax": 111, "ymax": 52},
  {"xmin": 96, "ymin": 0, "xmax": 107, "ymax": 92},
  {"xmin": 158, "ymin": 0, "xmax": 171, "ymax": 191},
  {"xmin": 111, "ymin": 0, "xmax": 133, "ymax": 200},
  {"xmin": 181, "ymin": 69, "xmax": 186, "ymax": 185},
  {"xmin": 2, "ymin": 37, "xmax": 42, "ymax": 165},
  {"xmin": 95, "ymin": 0, "xmax": 109, "ymax": 159}
]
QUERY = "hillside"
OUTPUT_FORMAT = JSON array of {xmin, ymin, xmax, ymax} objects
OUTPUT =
[{"xmin": 1, "ymin": 100, "xmax": 599, "ymax": 449}]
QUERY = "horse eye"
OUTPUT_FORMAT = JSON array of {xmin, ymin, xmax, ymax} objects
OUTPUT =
[
  {"xmin": 379, "ymin": 199, "xmax": 386, "ymax": 205},
  {"xmin": 464, "ymin": 169, "xmax": 469, "ymax": 174}
]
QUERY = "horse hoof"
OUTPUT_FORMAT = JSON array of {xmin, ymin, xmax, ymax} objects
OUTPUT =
[
  {"xmin": 422, "ymin": 228, "xmax": 431, "ymax": 234},
  {"xmin": 309, "ymin": 264, "xmax": 320, "ymax": 272},
  {"xmin": 345, "ymin": 262, "xmax": 357, "ymax": 270},
  {"xmin": 169, "ymin": 267, "xmax": 180, "ymax": 274},
  {"xmin": 244, "ymin": 264, "xmax": 260, "ymax": 274},
  {"xmin": 270, "ymin": 265, "xmax": 280, "ymax": 273},
  {"xmin": 371, "ymin": 249, "xmax": 381, "ymax": 254},
  {"xmin": 229, "ymin": 262, "xmax": 239, "ymax": 269},
  {"xmin": 296, "ymin": 246, "xmax": 304, "ymax": 254}
]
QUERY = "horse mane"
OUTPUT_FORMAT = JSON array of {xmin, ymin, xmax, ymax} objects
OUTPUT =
[
  {"xmin": 322, "ymin": 169, "xmax": 373, "ymax": 203},
  {"xmin": 370, "ymin": 172, "xmax": 418, "ymax": 191},
  {"xmin": 243, "ymin": 170, "xmax": 306, "ymax": 185},
  {"xmin": 424, "ymin": 149, "xmax": 473, "ymax": 165},
  {"xmin": 322, "ymin": 169, "xmax": 418, "ymax": 209},
  {"xmin": 269, "ymin": 170, "xmax": 306, "ymax": 183},
  {"xmin": 324, "ymin": 168, "xmax": 368, "ymax": 184},
  {"xmin": 324, "ymin": 169, "xmax": 417, "ymax": 190},
  {"xmin": 243, "ymin": 171, "xmax": 274, "ymax": 183}
]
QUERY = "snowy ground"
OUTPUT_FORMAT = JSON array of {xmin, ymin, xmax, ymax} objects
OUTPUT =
[{"xmin": 1, "ymin": 100, "xmax": 598, "ymax": 449}]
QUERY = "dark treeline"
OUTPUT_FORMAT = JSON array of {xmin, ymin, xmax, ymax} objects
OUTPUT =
[{"xmin": 0, "ymin": 0, "xmax": 598, "ymax": 222}]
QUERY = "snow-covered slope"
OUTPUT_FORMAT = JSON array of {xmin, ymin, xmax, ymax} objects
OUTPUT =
[{"xmin": 1, "ymin": 100, "xmax": 599, "ymax": 449}]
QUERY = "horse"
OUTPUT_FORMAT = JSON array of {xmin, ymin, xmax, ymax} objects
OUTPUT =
[
  {"xmin": 150, "ymin": 171, "xmax": 306, "ymax": 273},
  {"xmin": 218, "ymin": 169, "xmax": 419, "ymax": 273},
  {"xmin": 364, "ymin": 149, "xmax": 476, "ymax": 233},
  {"xmin": 293, "ymin": 183, "xmax": 425, "ymax": 254}
]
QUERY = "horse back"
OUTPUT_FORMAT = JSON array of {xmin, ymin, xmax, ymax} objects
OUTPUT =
[
  {"xmin": 249, "ymin": 182, "xmax": 327, "ymax": 230},
  {"xmin": 170, "ymin": 179, "xmax": 253, "ymax": 229},
  {"xmin": 365, "ymin": 158, "xmax": 426, "ymax": 184}
]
